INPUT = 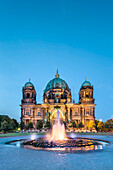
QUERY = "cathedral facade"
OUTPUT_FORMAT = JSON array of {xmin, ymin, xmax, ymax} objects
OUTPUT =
[{"xmin": 20, "ymin": 69, "xmax": 96, "ymax": 130}]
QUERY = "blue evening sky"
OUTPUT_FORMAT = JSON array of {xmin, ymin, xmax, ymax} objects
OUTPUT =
[{"xmin": 0, "ymin": 0, "xmax": 113, "ymax": 122}]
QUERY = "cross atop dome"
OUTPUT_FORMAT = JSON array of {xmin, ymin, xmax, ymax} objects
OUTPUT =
[{"xmin": 55, "ymin": 66, "xmax": 59, "ymax": 78}]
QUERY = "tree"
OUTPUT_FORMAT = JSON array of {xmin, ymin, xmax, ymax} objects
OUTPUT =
[
  {"xmin": 20, "ymin": 121, "xmax": 25, "ymax": 130},
  {"xmin": 0, "ymin": 115, "xmax": 11, "ymax": 130},
  {"xmin": 89, "ymin": 120, "xmax": 95, "ymax": 131},
  {"xmin": 12, "ymin": 119, "xmax": 18, "ymax": 128},
  {"xmin": 0, "ymin": 115, "xmax": 19, "ymax": 132},
  {"xmin": 72, "ymin": 121, "xmax": 77, "ymax": 129},
  {"xmin": 104, "ymin": 119, "xmax": 113, "ymax": 131},
  {"xmin": 97, "ymin": 121, "xmax": 104, "ymax": 132},
  {"xmin": 36, "ymin": 120, "xmax": 43, "ymax": 130},
  {"xmin": 78, "ymin": 121, "xmax": 84, "ymax": 129},
  {"xmin": 1, "ymin": 120, "xmax": 9, "ymax": 133},
  {"xmin": 95, "ymin": 119, "xmax": 99, "ymax": 132},
  {"xmin": 8, "ymin": 120, "xmax": 16, "ymax": 130},
  {"xmin": 27, "ymin": 122, "xmax": 33, "ymax": 129},
  {"xmin": 44, "ymin": 121, "xmax": 51, "ymax": 129}
]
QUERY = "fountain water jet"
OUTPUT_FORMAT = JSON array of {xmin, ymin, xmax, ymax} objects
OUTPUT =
[{"xmin": 51, "ymin": 109, "xmax": 66, "ymax": 141}]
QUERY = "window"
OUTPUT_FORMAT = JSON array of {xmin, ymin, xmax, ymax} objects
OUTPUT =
[
  {"xmin": 38, "ymin": 112, "xmax": 41, "ymax": 116},
  {"xmin": 75, "ymin": 112, "xmax": 77, "ymax": 115},
  {"xmin": 86, "ymin": 92, "xmax": 89, "ymax": 97},
  {"xmin": 27, "ymin": 93, "xmax": 30, "ymax": 98},
  {"xmin": 62, "ymin": 83, "xmax": 64, "ymax": 88},
  {"xmin": 26, "ymin": 112, "xmax": 29, "ymax": 116},
  {"xmin": 56, "ymin": 83, "xmax": 59, "ymax": 87},
  {"xmin": 86, "ymin": 111, "xmax": 89, "ymax": 115},
  {"xmin": 56, "ymin": 98, "xmax": 59, "ymax": 103}
]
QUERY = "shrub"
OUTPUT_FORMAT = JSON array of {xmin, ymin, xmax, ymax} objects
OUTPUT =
[
  {"xmin": 97, "ymin": 121, "xmax": 104, "ymax": 132},
  {"xmin": 72, "ymin": 121, "xmax": 77, "ymax": 128},
  {"xmin": 27, "ymin": 122, "xmax": 33, "ymax": 129},
  {"xmin": 37, "ymin": 120, "xmax": 43, "ymax": 130},
  {"xmin": 78, "ymin": 121, "xmax": 84, "ymax": 129},
  {"xmin": 1, "ymin": 120, "xmax": 9, "ymax": 133},
  {"xmin": 89, "ymin": 120, "xmax": 95, "ymax": 131},
  {"xmin": 20, "ymin": 121, "xmax": 25, "ymax": 130},
  {"xmin": 44, "ymin": 121, "xmax": 51, "ymax": 129}
]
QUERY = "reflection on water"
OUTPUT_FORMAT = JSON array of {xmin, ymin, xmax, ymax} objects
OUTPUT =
[
  {"xmin": 1, "ymin": 135, "xmax": 112, "ymax": 170},
  {"xmin": 100, "ymin": 145, "xmax": 102, "ymax": 150}
]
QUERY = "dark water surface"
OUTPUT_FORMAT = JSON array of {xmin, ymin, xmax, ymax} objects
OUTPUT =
[{"xmin": 0, "ymin": 134, "xmax": 113, "ymax": 170}]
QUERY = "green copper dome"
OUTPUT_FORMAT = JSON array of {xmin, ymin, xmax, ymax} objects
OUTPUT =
[
  {"xmin": 44, "ymin": 77, "xmax": 70, "ymax": 93},
  {"xmin": 24, "ymin": 79, "xmax": 34, "ymax": 87},
  {"xmin": 44, "ymin": 68, "xmax": 70, "ymax": 93},
  {"xmin": 81, "ymin": 79, "xmax": 91, "ymax": 88}
]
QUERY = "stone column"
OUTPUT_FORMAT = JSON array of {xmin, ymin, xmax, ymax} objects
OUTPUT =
[
  {"xmin": 84, "ymin": 108, "xmax": 86, "ymax": 130},
  {"xmin": 81, "ymin": 108, "xmax": 84, "ymax": 122},
  {"xmin": 21, "ymin": 108, "xmax": 23, "ymax": 122},
  {"xmin": 84, "ymin": 91, "xmax": 85, "ymax": 97},
  {"xmin": 78, "ymin": 108, "xmax": 80, "ymax": 116},
  {"xmin": 24, "ymin": 119, "xmax": 27, "ymax": 126},
  {"xmin": 30, "ymin": 108, "xmax": 31, "ymax": 116},
  {"xmin": 71, "ymin": 108, "xmax": 74, "ymax": 120},
  {"xmin": 67, "ymin": 107, "xmax": 70, "ymax": 122},
  {"xmin": 32, "ymin": 108, "xmax": 35, "ymax": 128},
  {"xmin": 82, "ymin": 108, "xmax": 85, "ymax": 124},
  {"xmin": 47, "ymin": 108, "xmax": 49, "ymax": 121},
  {"xmin": 33, "ymin": 108, "xmax": 36, "ymax": 128},
  {"xmin": 42, "ymin": 108, "xmax": 45, "ymax": 123},
  {"xmin": 45, "ymin": 108, "xmax": 48, "ymax": 122},
  {"xmin": 93, "ymin": 108, "xmax": 95, "ymax": 121},
  {"xmin": 24, "ymin": 108, "xmax": 25, "ymax": 115},
  {"xmin": 65, "ymin": 107, "xmax": 68, "ymax": 123}
]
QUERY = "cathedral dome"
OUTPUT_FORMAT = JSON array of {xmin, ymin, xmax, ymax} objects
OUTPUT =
[
  {"xmin": 24, "ymin": 79, "xmax": 34, "ymax": 87},
  {"xmin": 44, "ymin": 68, "xmax": 70, "ymax": 93},
  {"xmin": 81, "ymin": 78, "xmax": 91, "ymax": 88}
]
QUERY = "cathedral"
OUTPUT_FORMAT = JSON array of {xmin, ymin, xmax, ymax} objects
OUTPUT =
[{"xmin": 20, "ymin": 68, "xmax": 96, "ymax": 130}]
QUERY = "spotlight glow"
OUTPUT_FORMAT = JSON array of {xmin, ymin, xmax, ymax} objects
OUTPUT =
[
  {"xmin": 70, "ymin": 133, "xmax": 76, "ymax": 139},
  {"xmin": 31, "ymin": 133, "xmax": 37, "ymax": 140}
]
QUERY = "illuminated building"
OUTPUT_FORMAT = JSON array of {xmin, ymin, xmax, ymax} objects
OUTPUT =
[{"xmin": 20, "ymin": 68, "xmax": 96, "ymax": 130}]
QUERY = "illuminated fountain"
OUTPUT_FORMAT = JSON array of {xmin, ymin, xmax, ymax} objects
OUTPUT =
[
  {"xmin": 5, "ymin": 108, "xmax": 110, "ymax": 152},
  {"xmin": 21, "ymin": 108, "xmax": 110, "ymax": 152}
]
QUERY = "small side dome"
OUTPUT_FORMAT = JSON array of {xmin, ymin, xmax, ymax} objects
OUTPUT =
[
  {"xmin": 81, "ymin": 78, "xmax": 91, "ymax": 88},
  {"xmin": 24, "ymin": 79, "xmax": 34, "ymax": 87}
]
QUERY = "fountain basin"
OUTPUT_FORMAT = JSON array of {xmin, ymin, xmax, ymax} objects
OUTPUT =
[{"xmin": 22, "ymin": 137, "xmax": 109, "ymax": 152}]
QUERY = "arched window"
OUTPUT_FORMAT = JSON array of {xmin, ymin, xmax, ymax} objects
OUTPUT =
[
  {"xmin": 27, "ymin": 93, "xmax": 30, "ymax": 98},
  {"xmin": 86, "ymin": 111, "xmax": 89, "ymax": 115},
  {"xmin": 56, "ymin": 83, "xmax": 59, "ymax": 87},
  {"xmin": 75, "ymin": 112, "xmax": 77, "ymax": 116},
  {"xmin": 26, "ymin": 112, "xmax": 29, "ymax": 116},
  {"xmin": 86, "ymin": 92, "xmax": 89, "ymax": 97},
  {"xmin": 90, "ymin": 91, "xmax": 92, "ymax": 97},
  {"xmin": 38, "ymin": 112, "xmax": 41, "ymax": 116},
  {"xmin": 56, "ymin": 98, "xmax": 59, "ymax": 103}
]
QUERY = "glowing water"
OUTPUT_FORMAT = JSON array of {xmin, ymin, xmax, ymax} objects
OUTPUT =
[{"xmin": 51, "ymin": 109, "xmax": 66, "ymax": 140}]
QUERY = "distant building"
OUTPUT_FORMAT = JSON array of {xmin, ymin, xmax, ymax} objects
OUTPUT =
[{"xmin": 20, "ymin": 68, "xmax": 96, "ymax": 130}]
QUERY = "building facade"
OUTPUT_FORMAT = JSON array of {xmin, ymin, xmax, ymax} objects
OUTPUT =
[{"xmin": 20, "ymin": 68, "xmax": 96, "ymax": 130}]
